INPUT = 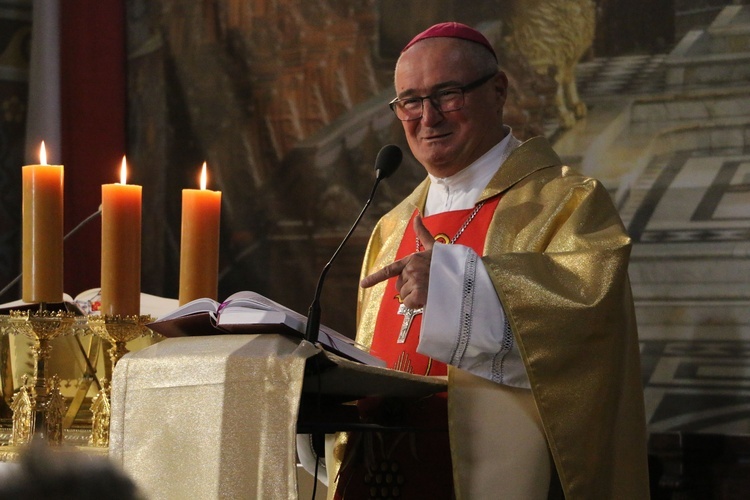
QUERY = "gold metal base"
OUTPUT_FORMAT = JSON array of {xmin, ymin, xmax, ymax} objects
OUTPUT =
[
  {"xmin": 2, "ymin": 311, "xmax": 76, "ymax": 446},
  {"xmin": 1, "ymin": 311, "xmax": 158, "ymax": 451},
  {"xmin": 87, "ymin": 314, "xmax": 155, "ymax": 367}
]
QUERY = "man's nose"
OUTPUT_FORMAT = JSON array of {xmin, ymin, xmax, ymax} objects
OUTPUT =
[{"xmin": 421, "ymin": 98, "xmax": 444, "ymax": 126}]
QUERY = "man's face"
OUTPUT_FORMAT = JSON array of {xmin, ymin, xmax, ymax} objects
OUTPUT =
[{"xmin": 394, "ymin": 38, "xmax": 508, "ymax": 178}]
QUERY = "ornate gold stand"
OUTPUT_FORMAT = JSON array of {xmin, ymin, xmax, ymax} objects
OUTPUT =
[
  {"xmin": 2, "ymin": 310, "xmax": 76, "ymax": 445},
  {"xmin": 0, "ymin": 310, "xmax": 159, "ymax": 453},
  {"xmin": 86, "ymin": 315, "xmax": 155, "ymax": 446},
  {"xmin": 87, "ymin": 314, "xmax": 154, "ymax": 369}
]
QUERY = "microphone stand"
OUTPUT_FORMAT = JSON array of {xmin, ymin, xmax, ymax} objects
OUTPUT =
[
  {"xmin": 304, "ymin": 177, "xmax": 384, "ymax": 345},
  {"xmin": 303, "ymin": 143, "xmax": 401, "ymax": 345}
]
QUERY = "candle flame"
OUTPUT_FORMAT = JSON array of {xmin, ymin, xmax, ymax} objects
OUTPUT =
[
  {"xmin": 40, "ymin": 142, "xmax": 47, "ymax": 165},
  {"xmin": 200, "ymin": 162, "xmax": 208, "ymax": 190},
  {"xmin": 120, "ymin": 156, "xmax": 128, "ymax": 185}
]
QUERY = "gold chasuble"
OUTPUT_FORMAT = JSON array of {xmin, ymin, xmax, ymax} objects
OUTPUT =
[{"xmin": 331, "ymin": 137, "xmax": 650, "ymax": 499}]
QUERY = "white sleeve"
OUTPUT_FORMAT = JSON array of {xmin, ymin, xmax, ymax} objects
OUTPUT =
[
  {"xmin": 417, "ymin": 243, "xmax": 530, "ymax": 389},
  {"xmin": 295, "ymin": 434, "xmax": 328, "ymax": 486}
]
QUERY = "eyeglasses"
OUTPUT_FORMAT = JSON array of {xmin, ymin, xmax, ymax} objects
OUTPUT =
[{"xmin": 388, "ymin": 72, "xmax": 497, "ymax": 121}]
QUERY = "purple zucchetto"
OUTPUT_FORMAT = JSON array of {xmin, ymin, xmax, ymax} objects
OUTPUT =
[{"xmin": 401, "ymin": 22, "xmax": 497, "ymax": 61}]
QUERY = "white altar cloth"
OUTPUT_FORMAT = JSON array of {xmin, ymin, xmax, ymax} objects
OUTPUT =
[{"xmin": 109, "ymin": 334, "xmax": 318, "ymax": 499}]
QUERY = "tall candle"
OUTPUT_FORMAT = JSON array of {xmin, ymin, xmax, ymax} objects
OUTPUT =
[
  {"xmin": 101, "ymin": 157, "xmax": 142, "ymax": 316},
  {"xmin": 22, "ymin": 142, "xmax": 64, "ymax": 303},
  {"xmin": 179, "ymin": 162, "xmax": 221, "ymax": 305}
]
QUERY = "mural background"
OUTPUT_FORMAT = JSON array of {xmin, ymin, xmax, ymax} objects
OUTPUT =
[
  {"xmin": 0, "ymin": 0, "xmax": 745, "ymax": 336},
  {"xmin": 1, "ymin": 0, "xmax": 750, "ymax": 495}
]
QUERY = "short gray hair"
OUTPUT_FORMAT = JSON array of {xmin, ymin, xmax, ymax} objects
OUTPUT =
[{"xmin": 394, "ymin": 38, "xmax": 499, "ymax": 88}]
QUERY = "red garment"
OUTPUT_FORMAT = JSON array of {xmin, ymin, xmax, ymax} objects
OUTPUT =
[{"xmin": 370, "ymin": 196, "xmax": 501, "ymax": 376}]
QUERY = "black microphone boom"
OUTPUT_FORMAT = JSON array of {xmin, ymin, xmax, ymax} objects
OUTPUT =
[{"xmin": 304, "ymin": 144, "xmax": 402, "ymax": 344}]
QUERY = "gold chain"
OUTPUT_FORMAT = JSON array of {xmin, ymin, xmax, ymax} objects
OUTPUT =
[{"xmin": 416, "ymin": 201, "xmax": 485, "ymax": 251}]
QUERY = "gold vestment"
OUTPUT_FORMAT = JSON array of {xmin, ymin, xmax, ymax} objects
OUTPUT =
[{"xmin": 333, "ymin": 136, "xmax": 650, "ymax": 499}]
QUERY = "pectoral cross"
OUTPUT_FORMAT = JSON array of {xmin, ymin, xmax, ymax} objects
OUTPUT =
[{"xmin": 397, "ymin": 303, "xmax": 423, "ymax": 343}]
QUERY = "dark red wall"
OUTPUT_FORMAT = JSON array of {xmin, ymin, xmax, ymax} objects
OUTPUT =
[{"xmin": 60, "ymin": 1, "xmax": 126, "ymax": 296}]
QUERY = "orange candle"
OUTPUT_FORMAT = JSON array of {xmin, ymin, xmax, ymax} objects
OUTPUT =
[
  {"xmin": 179, "ymin": 162, "xmax": 221, "ymax": 305},
  {"xmin": 101, "ymin": 157, "xmax": 142, "ymax": 316},
  {"xmin": 22, "ymin": 142, "xmax": 64, "ymax": 303}
]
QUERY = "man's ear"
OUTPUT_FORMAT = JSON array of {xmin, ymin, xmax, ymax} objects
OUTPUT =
[{"xmin": 494, "ymin": 71, "xmax": 509, "ymax": 104}]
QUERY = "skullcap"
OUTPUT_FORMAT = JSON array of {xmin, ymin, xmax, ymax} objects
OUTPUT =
[{"xmin": 401, "ymin": 22, "xmax": 497, "ymax": 61}]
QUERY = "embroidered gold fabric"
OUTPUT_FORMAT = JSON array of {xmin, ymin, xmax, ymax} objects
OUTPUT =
[
  {"xmin": 109, "ymin": 334, "xmax": 319, "ymax": 499},
  {"xmin": 334, "ymin": 137, "xmax": 649, "ymax": 499}
]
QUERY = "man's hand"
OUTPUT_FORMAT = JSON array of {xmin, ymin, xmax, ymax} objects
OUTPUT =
[{"xmin": 360, "ymin": 216, "xmax": 435, "ymax": 309}]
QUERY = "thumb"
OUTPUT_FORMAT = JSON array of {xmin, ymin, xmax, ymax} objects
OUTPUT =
[{"xmin": 414, "ymin": 215, "xmax": 435, "ymax": 251}]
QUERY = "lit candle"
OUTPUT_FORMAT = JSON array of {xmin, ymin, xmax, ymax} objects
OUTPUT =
[
  {"xmin": 101, "ymin": 157, "xmax": 142, "ymax": 316},
  {"xmin": 179, "ymin": 162, "xmax": 221, "ymax": 305},
  {"xmin": 22, "ymin": 142, "xmax": 64, "ymax": 303}
]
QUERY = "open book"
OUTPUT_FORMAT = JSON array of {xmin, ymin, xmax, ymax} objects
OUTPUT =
[{"xmin": 148, "ymin": 291, "xmax": 385, "ymax": 367}]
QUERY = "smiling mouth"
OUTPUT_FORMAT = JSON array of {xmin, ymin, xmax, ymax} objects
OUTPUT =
[{"xmin": 423, "ymin": 132, "xmax": 451, "ymax": 141}]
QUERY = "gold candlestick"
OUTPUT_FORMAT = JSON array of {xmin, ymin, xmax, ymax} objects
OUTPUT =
[
  {"xmin": 87, "ymin": 314, "xmax": 155, "ymax": 367},
  {"xmin": 2, "ymin": 309, "xmax": 75, "ymax": 445},
  {"xmin": 87, "ymin": 314, "xmax": 156, "ymax": 447},
  {"xmin": 89, "ymin": 378, "xmax": 111, "ymax": 447}
]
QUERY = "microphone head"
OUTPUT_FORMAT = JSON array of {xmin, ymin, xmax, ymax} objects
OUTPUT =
[{"xmin": 374, "ymin": 144, "xmax": 402, "ymax": 180}]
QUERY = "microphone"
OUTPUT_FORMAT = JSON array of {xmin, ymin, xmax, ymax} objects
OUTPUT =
[
  {"xmin": 374, "ymin": 144, "xmax": 402, "ymax": 181},
  {"xmin": 304, "ymin": 144, "xmax": 402, "ymax": 344}
]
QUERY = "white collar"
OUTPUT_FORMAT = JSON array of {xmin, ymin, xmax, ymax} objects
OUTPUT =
[{"xmin": 425, "ymin": 127, "xmax": 520, "ymax": 215}]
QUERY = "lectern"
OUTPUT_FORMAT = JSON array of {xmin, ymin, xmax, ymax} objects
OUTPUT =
[{"xmin": 109, "ymin": 334, "xmax": 446, "ymax": 499}]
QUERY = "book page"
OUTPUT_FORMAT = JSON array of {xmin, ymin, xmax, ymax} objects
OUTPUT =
[
  {"xmin": 222, "ymin": 291, "xmax": 286, "ymax": 312},
  {"xmin": 156, "ymin": 297, "xmax": 221, "ymax": 321}
]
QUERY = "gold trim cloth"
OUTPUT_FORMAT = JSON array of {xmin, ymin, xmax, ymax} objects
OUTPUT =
[
  {"xmin": 342, "ymin": 136, "xmax": 650, "ymax": 499},
  {"xmin": 109, "ymin": 334, "xmax": 319, "ymax": 499}
]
